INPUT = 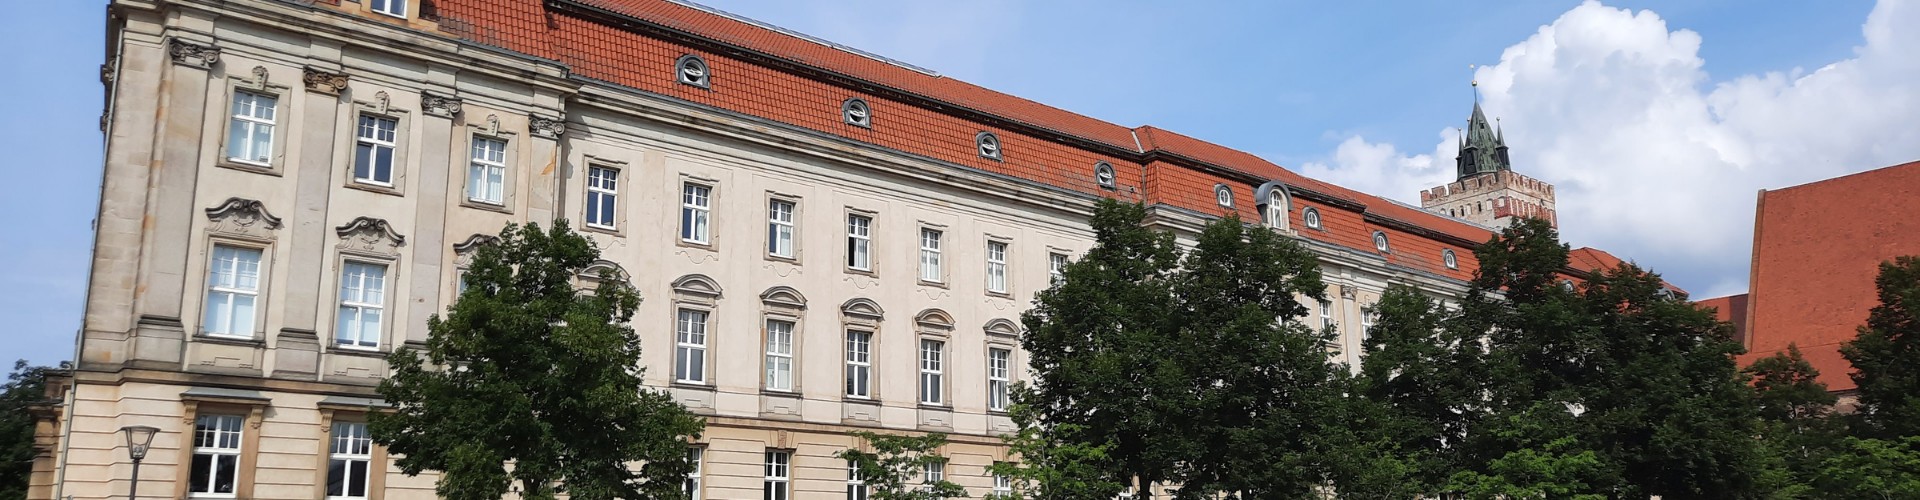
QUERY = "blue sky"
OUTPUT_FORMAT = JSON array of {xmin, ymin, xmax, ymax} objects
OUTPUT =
[{"xmin": 2, "ymin": 1, "xmax": 1914, "ymax": 367}]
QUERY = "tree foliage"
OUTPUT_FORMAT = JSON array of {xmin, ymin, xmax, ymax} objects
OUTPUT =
[
  {"xmin": 838, "ymin": 432, "xmax": 970, "ymax": 500},
  {"xmin": 371, "ymin": 221, "xmax": 703, "ymax": 500},
  {"xmin": 1841, "ymin": 256, "xmax": 1920, "ymax": 439},
  {"xmin": 1, "ymin": 360, "xmax": 65, "ymax": 500},
  {"xmin": 987, "ymin": 396, "xmax": 1125, "ymax": 500},
  {"xmin": 1341, "ymin": 284, "xmax": 1486, "ymax": 497}
]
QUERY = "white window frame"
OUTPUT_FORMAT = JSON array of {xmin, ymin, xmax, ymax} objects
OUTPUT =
[
  {"xmin": 685, "ymin": 447, "xmax": 704, "ymax": 500},
  {"xmin": 992, "ymin": 467, "xmax": 1012, "ymax": 496},
  {"xmin": 764, "ymin": 318, "xmax": 795, "ymax": 392},
  {"xmin": 335, "ymin": 261, "xmax": 387, "ymax": 350},
  {"xmin": 675, "ymin": 308, "xmax": 709, "ymax": 384},
  {"xmin": 681, "ymin": 182, "xmax": 712, "ymax": 244},
  {"xmin": 847, "ymin": 214, "xmax": 873, "ymax": 271},
  {"xmin": 768, "ymin": 199, "xmax": 796, "ymax": 258},
  {"xmin": 985, "ymin": 240, "xmax": 1008, "ymax": 294},
  {"xmin": 988, "ymin": 347, "xmax": 1011, "ymax": 411},
  {"xmin": 764, "ymin": 450, "xmax": 791, "ymax": 500},
  {"xmin": 1304, "ymin": 207, "xmax": 1323, "ymax": 230},
  {"xmin": 189, "ymin": 414, "xmax": 244, "ymax": 497},
  {"xmin": 467, "ymin": 135, "xmax": 507, "ymax": 205},
  {"xmin": 326, "ymin": 422, "xmax": 373, "ymax": 500},
  {"xmin": 370, "ymin": 0, "xmax": 406, "ymax": 18},
  {"xmin": 585, "ymin": 166, "xmax": 619, "ymax": 230},
  {"xmin": 226, "ymin": 91, "xmax": 276, "ymax": 166},
  {"xmin": 919, "ymin": 228, "xmax": 943, "ymax": 283},
  {"xmin": 1320, "ymin": 299, "xmax": 1336, "ymax": 331},
  {"xmin": 1360, "ymin": 303, "xmax": 1377, "ymax": 340},
  {"xmin": 203, "ymin": 245, "xmax": 263, "ymax": 339},
  {"xmin": 919, "ymin": 339, "xmax": 945, "ymax": 405},
  {"xmin": 1049, "ymin": 252, "xmax": 1068, "ymax": 280},
  {"xmin": 922, "ymin": 461, "xmax": 945, "ymax": 491},
  {"xmin": 846, "ymin": 459, "xmax": 869, "ymax": 500},
  {"xmin": 352, "ymin": 114, "xmax": 399, "ymax": 186},
  {"xmin": 845, "ymin": 330, "xmax": 873, "ymax": 399},
  {"xmin": 1265, "ymin": 190, "xmax": 1289, "ymax": 229}
]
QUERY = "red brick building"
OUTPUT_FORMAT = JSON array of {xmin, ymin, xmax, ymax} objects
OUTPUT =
[{"xmin": 1711, "ymin": 160, "xmax": 1920, "ymax": 391}]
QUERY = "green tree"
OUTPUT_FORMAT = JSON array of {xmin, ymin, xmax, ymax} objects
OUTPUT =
[
  {"xmin": 1466, "ymin": 218, "xmax": 1764, "ymax": 498},
  {"xmin": 1810, "ymin": 437, "xmax": 1920, "ymax": 499},
  {"xmin": 838, "ymin": 432, "xmax": 969, "ymax": 499},
  {"xmin": 372, "ymin": 221, "xmax": 704, "ymax": 500},
  {"xmin": 1448, "ymin": 436, "xmax": 1608, "ymax": 500},
  {"xmin": 1840, "ymin": 256, "xmax": 1920, "ymax": 439},
  {"xmin": 987, "ymin": 396, "xmax": 1126, "ymax": 500},
  {"xmin": 1017, "ymin": 199, "xmax": 1181, "ymax": 493},
  {"xmin": 1, "ymin": 360, "xmax": 65, "ymax": 500},
  {"xmin": 1341, "ymin": 284, "xmax": 1486, "ymax": 497},
  {"xmin": 1163, "ymin": 214, "xmax": 1336, "ymax": 499},
  {"xmin": 1745, "ymin": 344, "xmax": 1840, "ymax": 498}
]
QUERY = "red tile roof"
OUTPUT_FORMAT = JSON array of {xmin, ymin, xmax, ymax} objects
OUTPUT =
[
  {"xmin": 423, "ymin": 0, "xmax": 1646, "ymax": 287},
  {"xmin": 1740, "ymin": 160, "xmax": 1920, "ymax": 391},
  {"xmin": 1696, "ymin": 294, "xmax": 1750, "ymax": 346}
]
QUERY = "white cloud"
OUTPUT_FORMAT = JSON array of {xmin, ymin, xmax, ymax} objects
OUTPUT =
[{"xmin": 1302, "ymin": 0, "xmax": 1920, "ymax": 298}]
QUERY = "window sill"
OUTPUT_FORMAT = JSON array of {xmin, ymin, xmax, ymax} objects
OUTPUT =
[
  {"xmin": 345, "ymin": 180, "xmax": 403, "ymax": 198},
  {"xmin": 459, "ymin": 198, "xmax": 513, "ymax": 215},
  {"xmin": 843, "ymin": 397, "xmax": 880, "ymax": 406},
  {"xmin": 917, "ymin": 280, "xmax": 948, "ymax": 289},
  {"xmin": 215, "ymin": 158, "xmax": 281, "ymax": 177},
  {"xmin": 582, "ymin": 223, "xmax": 623, "ymax": 237},
  {"xmin": 195, "ymin": 333, "xmax": 265, "ymax": 347},
  {"xmin": 844, "ymin": 267, "xmax": 877, "ymax": 278},
  {"xmin": 764, "ymin": 254, "xmax": 799, "ymax": 265},
  {"xmin": 676, "ymin": 239, "xmax": 716, "ymax": 252},
  {"xmin": 329, "ymin": 345, "xmax": 388, "ymax": 358},
  {"xmin": 916, "ymin": 403, "xmax": 952, "ymax": 411},
  {"xmin": 670, "ymin": 382, "xmax": 715, "ymax": 392},
  {"xmin": 760, "ymin": 389, "xmax": 801, "ymax": 398},
  {"xmin": 986, "ymin": 290, "xmax": 1012, "ymax": 300}
]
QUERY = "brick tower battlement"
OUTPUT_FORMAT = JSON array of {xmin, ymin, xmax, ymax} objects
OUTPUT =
[
  {"xmin": 1421, "ymin": 170, "xmax": 1557, "ymax": 229},
  {"xmin": 1419, "ymin": 100, "xmax": 1557, "ymax": 230}
]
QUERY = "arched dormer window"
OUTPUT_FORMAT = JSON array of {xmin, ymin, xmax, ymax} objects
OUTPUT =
[
  {"xmin": 1254, "ymin": 181, "xmax": 1291, "ymax": 230},
  {"xmin": 1302, "ymin": 207, "xmax": 1323, "ymax": 230},
  {"xmin": 1442, "ymin": 249, "xmax": 1459, "ymax": 270},
  {"xmin": 675, "ymin": 55, "xmax": 710, "ymax": 89},
  {"xmin": 1372, "ymin": 231, "xmax": 1390, "ymax": 253},
  {"xmin": 1093, "ymin": 161, "xmax": 1117, "ymax": 190},
  {"xmin": 841, "ymin": 98, "xmax": 871, "ymax": 128},
  {"xmin": 976, "ymin": 132, "xmax": 1002, "ymax": 160},
  {"xmin": 1214, "ymin": 184, "xmax": 1235, "ymax": 208}
]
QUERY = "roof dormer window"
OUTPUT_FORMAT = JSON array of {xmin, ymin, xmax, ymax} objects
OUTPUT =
[
  {"xmin": 1214, "ymin": 184, "xmax": 1234, "ymax": 208},
  {"xmin": 676, "ymin": 55, "xmax": 710, "ymax": 89},
  {"xmin": 976, "ymin": 132, "xmax": 1001, "ymax": 160},
  {"xmin": 1094, "ymin": 161, "xmax": 1116, "ymax": 190},
  {"xmin": 1373, "ymin": 231, "xmax": 1390, "ymax": 253},
  {"xmin": 1443, "ymin": 249, "xmax": 1458, "ymax": 269},
  {"xmin": 842, "ymin": 98, "xmax": 871, "ymax": 128},
  {"xmin": 371, "ymin": 0, "xmax": 407, "ymax": 18},
  {"xmin": 1303, "ymin": 207, "xmax": 1323, "ymax": 230}
]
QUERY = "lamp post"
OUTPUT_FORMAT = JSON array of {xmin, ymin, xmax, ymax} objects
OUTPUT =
[{"xmin": 119, "ymin": 425, "xmax": 158, "ymax": 500}]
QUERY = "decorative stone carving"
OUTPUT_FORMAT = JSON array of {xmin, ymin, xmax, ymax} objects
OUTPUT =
[
  {"xmin": 100, "ymin": 58, "xmax": 117, "ymax": 85},
  {"xmin": 1340, "ymin": 284, "xmax": 1357, "ymax": 299},
  {"xmin": 205, "ymin": 197, "xmax": 283, "ymax": 239},
  {"xmin": 482, "ymin": 114, "xmax": 501, "ymax": 136},
  {"xmin": 451, "ymin": 234, "xmax": 499, "ymax": 267},
  {"xmin": 302, "ymin": 66, "xmax": 348, "ymax": 96},
  {"xmin": 421, "ymin": 91, "xmax": 463, "ymax": 118},
  {"xmin": 759, "ymin": 286, "xmax": 808, "ymax": 310},
  {"xmin": 240, "ymin": 66, "xmax": 269, "ymax": 90},
  {"xmin": 167, "ymin": 38, "xmax": 220, "ymax": 69},
  {"xmin": 529, "ymin": 113, "xmax": 565, "ymax": 139},
  {"xmin": 335, "ymin": 217, "xmax": 406, "ymax": 258},
  {"xmin": 371, "ymin": 91, "xmax": 391, "ymax": 114},
  {"xmin": 670, "ymin": 274, "xmax": 723, "ymax": 298}
]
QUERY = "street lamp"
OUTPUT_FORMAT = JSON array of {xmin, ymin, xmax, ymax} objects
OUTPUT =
[{"xmin": 119, "ymin": 425, "xmax": 159, "ymax": 500}]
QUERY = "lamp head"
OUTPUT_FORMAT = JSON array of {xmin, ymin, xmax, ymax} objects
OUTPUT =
[{"xmin": 120, "ymin": 425, "xmax": 160, "ymax": 460}]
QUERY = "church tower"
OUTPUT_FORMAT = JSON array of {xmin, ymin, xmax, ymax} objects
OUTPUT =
[{"xmin": 1420, "ymin": 101, "xmax": 1557, "ymax": 229}]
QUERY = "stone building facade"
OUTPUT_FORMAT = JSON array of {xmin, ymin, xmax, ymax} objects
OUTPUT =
[{"xmin": 33, "ymin": 0, "xmax": 1627, "ymax": 498}]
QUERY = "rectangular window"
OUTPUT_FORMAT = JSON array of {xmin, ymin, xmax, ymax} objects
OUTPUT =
[
  {"xmin": 586, "ymin": 166, "xmax": 618, "ymax": 229},
  {"xmin": 202, "ymin": 245, "xmax": 262, "ymax": 338},
  {"xmin": 681, "ymin": 183, "xmax": 712, "ymax": 244},
  {"xmin": 467, "ymin": 136, "xmax": 507, "ymax": 204},
  {"xmin": 371, "ymin": 0, "xmax": 406, "ymax": 17},
  {"xmin": 335, "ymin": 262, "xmax": 387, "ymax": 349},
  {"xmin": 919, "ymin": 339, "xmax": 944, "ymax": 405},
  {"xmin": 922, "ymin": 461, "xmax": 944, "ymax": 491},
  {"xmin": 846, "ymin": 459, "xmax": 868, "ymax": 500},
  {"xmin": 986, "ymin": 240, "xmax": 1008, "ymax": 294},
  {"xmin": 1320, "ymin": 299, "xmax": 1335, "ymax": 331},
  {"xmin": 685, "ymin": 447, "xmax": 703, "ymax": 500},
  {"xmin": 992, "ymin": 465, "xmax": 1012, "ymax": 496},
  {"xmin": 1049, "ymin": 252, "xmax": 1068, "ymax": 280},
  {"xmin": 847, "ymin": 214, "xmax": 872, "ymax": 271},
  {"xmin": 1361, "ymin": 303, "xmax": 1376, "ymax": 339},
  {"xmin": 352, "ymin": 115, "xmax": 398, "ymax": 186},
  {"xmin": 189, "ymin": 414, "xmax": 244, "ymax": 497},
  {"xmin": 326, "ymin": 422, "xmax": 372, "ymax": 500},
  {"xmin": 765, "ymin": 319, "xmax": 795, "ymax": 391},
  {"xmin": 988, "ymin": 347, "xmax": 1011, "ymax": 411},
  {"xmin": 768, "ymin": 199, "xmax": 796, "ymax": 258},
  {"xmin": 226, "ymin": 91, "xmax": 275, "ymax": 165},
  {"xmin": 845, "ymin": 330, "xmax": 872, "ymax": 399},
  {"xmin": 676, "ymin": 309, "xmax": 709, "ymax": 384},
  {"xmin": 764, "ymin": 450, "xmax": 791, "ymax": 500},
  {"xmin": 919, "ymin": 228, "xmax": 943, "ymax": 283}
]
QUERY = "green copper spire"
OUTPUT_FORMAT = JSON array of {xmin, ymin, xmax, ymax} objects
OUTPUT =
[{"xmin": 1456, "ymin": 101, "xmax": 1511, "ymax": 179}]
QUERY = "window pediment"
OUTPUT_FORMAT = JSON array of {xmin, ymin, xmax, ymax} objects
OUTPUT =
[
  {"xmin": 335, "ymin": 217, "xmax": 405, "ymax": 258},
  {"xmin": 671, "ymin": 274, "xmax": 723, "ymax": 298},
  {"xmin": 760, "ymin": 286, "xmax": 807, "ymax": 310},
  {"xmin": 452, "ymin": 234, "xmax": 499, "ymax": 267},
  {"xmin": 841, "ymin": 298, "xmax": 884, "ymax": 321},
  {"xmin": 983, "ymin": 318, "xmax": 1020, "ymax": 338},
  {"xmin": 915, "ymin": 308, "xmax": 955, "ymax": 333},
  {"xmin": 206, "ymin": 197, "xmax": 283, "ymax": 240}
]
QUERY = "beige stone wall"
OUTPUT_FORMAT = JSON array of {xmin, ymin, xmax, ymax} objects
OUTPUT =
[{"xmin": 44, "ymin": 1, "xmax": 1480, "ymax": 499}]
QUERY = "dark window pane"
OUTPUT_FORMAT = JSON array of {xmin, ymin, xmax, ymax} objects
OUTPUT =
[
  {"xmin": 327, "ymin": 459, "xmax": 346, "ymax": 496},
  {"xmin": 348, "ymin": 460, "xmax": 369, "ymax": 497},
  {"xmin": 214, "ymin": 454, "xmax": 238, "ymax": 493},
  {"xmin": 354, "ymin": 144, "xmax": 373, "ymax": 179},
  {"xmin": 189, "ymin": 454, "xmax": 213, "ymax": 493}
]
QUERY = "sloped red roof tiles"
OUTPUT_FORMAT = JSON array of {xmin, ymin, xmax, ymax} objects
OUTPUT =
[{"xmin": 422, "ymin": 0, "xmax": 1635, "ymax": 286}]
